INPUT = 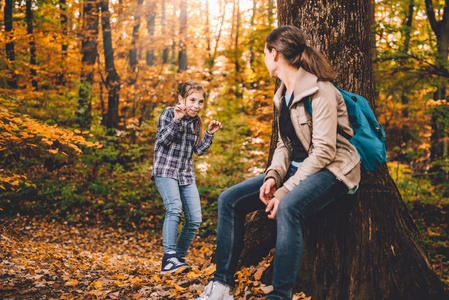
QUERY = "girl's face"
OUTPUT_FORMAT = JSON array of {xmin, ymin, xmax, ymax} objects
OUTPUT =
[
  {"xmin": 180, "ymin": 91, "xmax": 205, "ymax": 118},
  {"xmin": 264, "ymin": 45, "xmax": 277, "ymax": 78}
]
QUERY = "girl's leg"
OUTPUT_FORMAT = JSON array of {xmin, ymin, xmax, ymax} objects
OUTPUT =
[
  {"xmin": 213, "ymin": 174, "xmax": 266, "ymax": 286},
  {"xmin": 154, "ymin": 176, "xmax": 183, "ymax": 254},
  {"xmin": 176, "ymin": 182, "xmax": 202, "ymax": 258},
  {"xmin": 267, "ymin": 169, "xmax": 348, "ymax": 300}
]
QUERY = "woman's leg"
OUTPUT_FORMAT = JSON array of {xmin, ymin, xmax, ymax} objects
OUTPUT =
[
  {"xmin": 213, "ymin": 174, "xmax": 266, "ymax": 286},
  {"xmin": 154, "ymin": 176, "xmax": 183, "ymax": 254},
  {"xmin": 267, "ymin": 169, "xmax": 348, "ymax": 300},
  {"xmin": 176, "ymin": 182, "xmax": 202, "ymax": 258}
]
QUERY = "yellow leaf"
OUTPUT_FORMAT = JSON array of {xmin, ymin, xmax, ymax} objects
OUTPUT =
[
  {"xmin": 64, "ymin": 279, "xmax": 78, "ymax": 287},
  {"xmin": 74, "ymin": 129, "xmax": 81, "ymax": 134},
  {"xmin": 152, "ymin": 276, "xmax": 161, "ymax": 282},
  {"xmin": 112, "ymin": 274, "xmax": 126, "ymax": 280},
  {"xmin": 82, "ymin": 131, "xmax": 90, "ymax": 134},
  {"xmin": 88, "ymin": 281, "xmax": 102, "ymax": 289},
  {"xmin": 11, "ymin": 180, "xmax": 19, "ymax": 186}
]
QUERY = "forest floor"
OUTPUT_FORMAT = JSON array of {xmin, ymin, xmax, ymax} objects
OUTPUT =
[{"xmin": 0, "ymin": 217, "xmax": 310, "ymax": 300}]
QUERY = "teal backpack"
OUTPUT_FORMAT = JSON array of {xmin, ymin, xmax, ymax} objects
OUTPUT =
[{"xmin": 304, "ymin": 86, "xmax": 387, "ymax": 171}]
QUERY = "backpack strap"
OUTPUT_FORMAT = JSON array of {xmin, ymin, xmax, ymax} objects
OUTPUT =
[{"xmin": 304, "ymin": 97, "xmax": 353, "ymax": 141}]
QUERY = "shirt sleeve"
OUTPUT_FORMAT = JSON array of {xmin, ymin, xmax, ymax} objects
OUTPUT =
[
  {"xmin": 156, "ymin": 108, "xmax": 181, "ymax": 148},
  {"xmin": 193, "ymin": 131, "xmax": 214, "ymax": 156}
]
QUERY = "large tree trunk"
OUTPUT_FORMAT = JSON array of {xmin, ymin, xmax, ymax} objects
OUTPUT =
[
  {"xmin": 4, "ymin": 0, "xmax": 17, "ymax": 89},
  {"xmin": 239, "ymin": 1, "xmax": 449, "ymax": 299},
  {"xmin": 100, "ymin": 0, "xmax": 120, "ymax": 130},
  {"xmin": 77, "ymin": 0, "xmax": 99, "ymax": 129}
]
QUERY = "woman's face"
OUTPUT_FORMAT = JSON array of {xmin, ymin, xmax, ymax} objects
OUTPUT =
[
  {"xmin": 264, "ymin": 45, "xmax": 276, "ymax": 78},
  {"xmin": 180, "ymin": 91, "xmax": 204, "ymax": 118}
]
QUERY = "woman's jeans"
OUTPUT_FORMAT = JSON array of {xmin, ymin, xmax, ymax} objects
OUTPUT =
[
  {"xmin": 213, "ymin": 166, "xmax": 348, "ymax": 300},
  {"xmin": 154, "ymin": 176, "xmax": 202, "ymax": 258}
]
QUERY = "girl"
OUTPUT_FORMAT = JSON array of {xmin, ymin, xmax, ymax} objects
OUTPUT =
[
  {"xmin": 152, "ymin": 81, "xmax": 222, "ymax": 274},
  {"xmin": 197, "ymin": 26, "xmax": 360, "ymax": 299}
]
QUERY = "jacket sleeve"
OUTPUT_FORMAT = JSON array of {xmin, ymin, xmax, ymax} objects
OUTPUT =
[
  {"xmin": 156, "ymin": 108, "xmax": 181, "ymax": 148},
  {"xmin": 265, "ymin": 120, "xmax": 291, "ymax": 189},
  {"xmin": 274, "ymin": 86, "xmax": 338, "ymax": 200},
  {"xmin": 193, "ymin": 131, "xmax": 214, "ymax": 156}
]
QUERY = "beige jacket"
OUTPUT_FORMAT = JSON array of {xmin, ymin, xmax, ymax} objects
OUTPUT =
[{"xmin": 266, "ymin": 68, "xmax": 361, "ymax": 200}]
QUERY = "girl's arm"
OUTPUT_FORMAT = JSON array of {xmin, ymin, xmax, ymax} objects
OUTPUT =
[
  {"xmin": 156, "ymin": 108, "xmax": 182, "ymax": 148},
  {"xmin": 194, "ymin": 120, "xmax": 222, "ymax": 156}
]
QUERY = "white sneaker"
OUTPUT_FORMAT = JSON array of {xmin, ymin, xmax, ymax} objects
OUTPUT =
[{"xmin": 196, "ymin": 281, "xmax": 234, "ymax": 300}]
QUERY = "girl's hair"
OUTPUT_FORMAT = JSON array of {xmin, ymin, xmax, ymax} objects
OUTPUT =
[
  {"xmin": 265, "ymin": 25, "xmax": 337, "ymax": 81},
  {"xmin": 178, "ymin": 81, "xmax": 206, "ymax": 146}
]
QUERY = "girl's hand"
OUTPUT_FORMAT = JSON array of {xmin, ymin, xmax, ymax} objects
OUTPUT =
[
  {"xmin": 174, "ymin": 104, "xmax": 186, "ymax": 120},
  {"xmin": 259, "ymin": 178, "xmax": 276, "ymax": 205},
  {"xmin": 207, "ymin": 120, "xmax": 222, "ymax": 134}
]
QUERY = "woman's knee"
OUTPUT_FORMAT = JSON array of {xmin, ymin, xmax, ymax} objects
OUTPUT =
[{"xmin": 277, "ymin": 198, "xmax": 305, "ymax": 223}]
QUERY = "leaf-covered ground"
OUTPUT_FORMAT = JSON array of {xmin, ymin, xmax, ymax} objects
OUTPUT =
[{"xmin": 0, "ymin": 217, "xmax": 310, "ymax": 300}]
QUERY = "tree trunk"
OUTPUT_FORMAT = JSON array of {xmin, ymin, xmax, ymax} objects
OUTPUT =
[
  {"xmin": 425, "ymin": 0, "xmax": 449, "ymax": 162},
  {"xmin": 239, "ymin": 1, "xmax": 449, "ymax": 299},
  {"xmin": 178, "ymin": 0, "xmax": 188, "ymax": 71},
  {"xmin": 100, "ymin": 0, "xmax": 120, "ymax": 130},
  {"xmin": 146, "ymin": 5, "xmax": 156, "ymax": 66},
  {"xmin": 26, "ymin": 0, "xmax": 38, "ymax": 90},
  {"xmin": 57, "ymin": 0, "xmax": 68, "ymax": 87},
  {"xmin": 129, "ymin": 0, "xmax": 143, "ymax": 76},
  {"xmin": 4, "ymin": 0, "xmax": 17, "ymax": 89},
  {"xmin": 234, "ymin": 0, "xmax": 240, "ymax": 73},
  {"xmin": 162, "ymin": 0, "xmax": 169, "ymax": 64},
  {"xmin": 77, "ymin": 0, "xmax": 99, "ymax": 129}
]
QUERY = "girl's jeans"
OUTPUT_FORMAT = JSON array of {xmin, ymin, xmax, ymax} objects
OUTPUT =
[
  {"xmin": 154, "ymin": 176, "xmax": 202, "ymax": 258},
  {"xmin": 213, "ymin": 165, "xmax": 348, "ymax": 300}
]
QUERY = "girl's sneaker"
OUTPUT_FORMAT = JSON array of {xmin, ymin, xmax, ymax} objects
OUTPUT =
[
  {"xmin": 161, "ymin": 251, "xmax": 189, "ymax": 274},
  {"xmin": 196, "ymin": 281, "xmax": 234, "ymax": 300}
]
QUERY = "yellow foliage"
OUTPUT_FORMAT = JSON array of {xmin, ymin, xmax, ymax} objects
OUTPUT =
[{"xmin": 0, "ymin": 105, "xmax": 100, "ymax": 191}]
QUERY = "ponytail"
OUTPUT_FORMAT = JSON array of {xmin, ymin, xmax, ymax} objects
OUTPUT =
[{"xmin": 265, "ymin": 25, "xmax": 337, "ymax": 81}]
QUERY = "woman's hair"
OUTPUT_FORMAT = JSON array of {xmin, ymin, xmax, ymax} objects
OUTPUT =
[
  {"xmin": 265, "ymin": 25, "xmax": 337, "ymax": 81},
  {"xmin": 178, "ymin": 81, "xmax": 205, "ymax": 146}
]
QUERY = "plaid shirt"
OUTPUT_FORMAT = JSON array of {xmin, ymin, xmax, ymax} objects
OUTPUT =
[{"xmin": 151, "ymin": 107, "xmax": 214, "ymax": 186}]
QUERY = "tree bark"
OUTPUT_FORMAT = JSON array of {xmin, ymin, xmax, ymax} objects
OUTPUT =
[
  {"xmin": 178, "ymin": 0, "xmax": 188, "ymax": 71},
  {"xmin": 4, "ymin": 0, "xmax": 17, "ymax": 89},
  {"xmin": 100, "ymin": 0, "xmax": 120, "ymax": 130},
  {"xmin": 239, "ymin": 1, "xmax": 449, "ymax": 299},
  {"xmin": 77, "ymin": 0, "xmax": 99, "ymax": 129},
  {"xmin": 26, "ymin": 0, "xmax": 38, "ymax": 90}
]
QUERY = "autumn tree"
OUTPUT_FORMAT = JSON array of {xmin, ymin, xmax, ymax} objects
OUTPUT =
[
  {"xmin": 100, "ymin": 0, "xmax": 120, "ymax": 130},
  {"xmin": 26, "ymin": 0, "xmax": 38, "ymax": 90},
  {"xmin": 238, "ymin": 1, "xmax": 449, "ymax": 299},
  {"xmin": 424, "ymin": 0, "xmax": 449, "ymax": 180},
  {"xmin": 4, "ymin": 0, "xmax": 17, "ymax": 88},
  {"xmin": 178, "ymin": 0, "xmax": 188, "ymax": 71},
  {"xmin": 78, "ymin": 0, "xmax": 99, "ymax": 129}
]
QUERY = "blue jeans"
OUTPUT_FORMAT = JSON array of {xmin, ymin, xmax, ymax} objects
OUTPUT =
[
  {"xmin": 154, "ymin": 176, "xmax": 202, "ymax": 258},
  {"xmin": 212, "ymin": 166, "xmax": 348, "ymax": 299}
]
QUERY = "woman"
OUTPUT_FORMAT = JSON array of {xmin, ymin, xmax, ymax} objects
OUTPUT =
[{"xmin": 197, "ymin": 26, "xmax": 360, "ymax": 300}]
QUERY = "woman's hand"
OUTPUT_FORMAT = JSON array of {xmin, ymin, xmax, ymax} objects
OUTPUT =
[
  {"xmin": 259, "ymin": 178, "xmax": 276, "ymax": 205},
  {"xmin": 265, "ymin": 197, "xmax": 280, "ymax": 219},
  {"xmin": 174, "ymin": 104, "xmax": 186, "ymax": 120},
  {"xmin": 207, "ymin": 120, "xmax": 222, "ymax": 134}
]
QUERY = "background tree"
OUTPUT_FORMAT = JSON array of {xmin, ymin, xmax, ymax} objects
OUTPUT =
[
  {"xmin": 178, "ymin": 0, "xmax": 188, "ymax": 71},
  {"xmin": 77, "ymin": 0, "xmax": 99, "ymax": 129},
  {"xmin": 238, "ymin": 0, "xmax": 449, "ymax": 299},
  {"xmin": 4, "ymin": 0, "xmax": 17, "ymax": 88}
]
